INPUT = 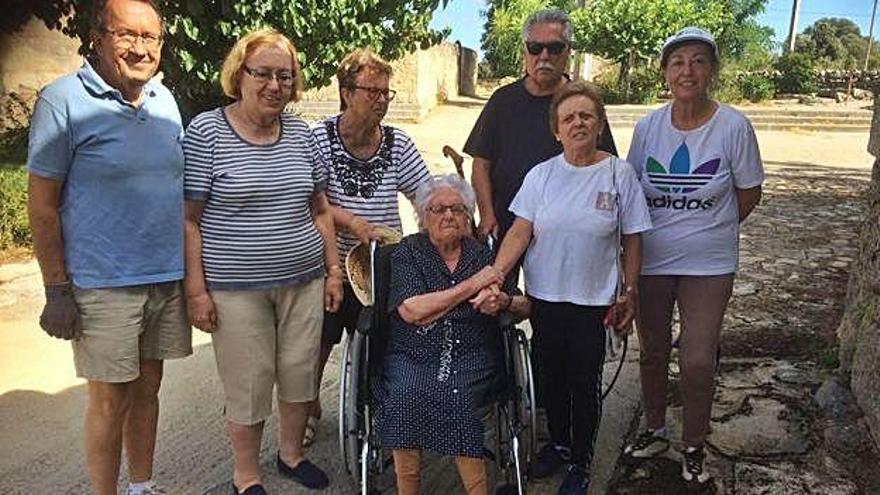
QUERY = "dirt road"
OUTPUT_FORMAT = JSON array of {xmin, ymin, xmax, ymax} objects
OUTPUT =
[{"xmin": 0, "ymin": 96, "xmax": 873, "ymax": 494}]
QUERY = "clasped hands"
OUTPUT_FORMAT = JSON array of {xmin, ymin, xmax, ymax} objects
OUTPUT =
[{"xmin": 467, "ymin": 266, "xmax": 508, "ymax": 316}]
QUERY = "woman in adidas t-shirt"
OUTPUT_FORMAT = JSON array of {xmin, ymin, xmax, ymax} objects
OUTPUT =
[{"xmin": 624, "ymin": 27, "xmax": 764, "ymax": 485}]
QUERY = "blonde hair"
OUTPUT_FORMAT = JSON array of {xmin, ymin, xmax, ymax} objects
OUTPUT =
[
  {"xmin": 336, "ymin": 48, "xmax": 393, "ymax": 111},
  {"xmin": 220, "ymin": 28, "xmax": 303, "ymax": 102}
]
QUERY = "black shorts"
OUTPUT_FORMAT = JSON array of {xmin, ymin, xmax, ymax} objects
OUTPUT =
[{"xmin": 321, "ymin": 283, "xmax": 364, "ymax": 347}]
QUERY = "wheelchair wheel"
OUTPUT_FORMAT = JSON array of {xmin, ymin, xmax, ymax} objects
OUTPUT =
[
  {"xmin": 338, "ymin": 331, "xmax": 374, "ymax": 492},
  {"xmin": 513, "ymin": 328, "xmax": 537, "ymax": 469}
]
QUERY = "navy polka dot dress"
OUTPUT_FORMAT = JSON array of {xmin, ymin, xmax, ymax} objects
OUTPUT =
[{"xmin": 376, "ymin": 233, "xmax": 511, "ymax": 458}]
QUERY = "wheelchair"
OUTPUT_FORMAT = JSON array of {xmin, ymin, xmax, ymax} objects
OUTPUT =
[{"xmin": 337, "ymin": 240, "xmax": 538, "ymax": 494}]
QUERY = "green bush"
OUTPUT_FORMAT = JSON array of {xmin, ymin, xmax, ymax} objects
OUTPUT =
[
  {"xmin": 774, "ymin": 52, "xmax": 817, "ymax": 94},
  {"xmin": 0, "ymin": 165, "xmax": 30, "ymax": 250},
  {"xmin": 714, "ymin": 70, "xmax": 745, "ymax": 103},
  {"xmin": 596, "ymin": 65, "xmax": 662, "ymax": 104},
  {"xmin": 738, "ymin": 73, "xmax": 776, "ymax": 102}
]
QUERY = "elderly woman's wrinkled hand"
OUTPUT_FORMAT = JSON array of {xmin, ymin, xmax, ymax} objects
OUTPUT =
[
  {"xmin": 470, "ymin": 284, "xmax": 509, "ymax": 315},
  {"xmin": 469, "ymin": 265, "xmax": 503, "ymax": 293}
]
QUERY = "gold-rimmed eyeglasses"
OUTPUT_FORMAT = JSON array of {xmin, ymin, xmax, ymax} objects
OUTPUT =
[{"xmin": 243, "ymin": 66, "xmax": 296, "ymax": 87}]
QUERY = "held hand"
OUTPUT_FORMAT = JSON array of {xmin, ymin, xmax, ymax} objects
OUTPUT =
[
  {"xmin": 350, "ymin": 217, "xmax": 379, "ymax": 245},
  {"xmin": 39, "ymin": 282, "xmax": 83, "ymax": 340},
  {"xmin": 187, "ymin": 292, "xmax": 218, "ymax": 333},
  {"xmin": 325, "ymin": 274, "xmax": 343, "ymax": 312},
  {"xmin": 470, "ymin": 285, "xmax": 501, "ymax": 313},
  {"xmin": 470, "ymin": 265, "xmax": 504, "ymax": 293}
]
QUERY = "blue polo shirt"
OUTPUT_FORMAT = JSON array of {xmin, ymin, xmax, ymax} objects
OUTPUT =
[{"xmin": 27, "ymin": 61, "xmax": 185, "ymax": 289}]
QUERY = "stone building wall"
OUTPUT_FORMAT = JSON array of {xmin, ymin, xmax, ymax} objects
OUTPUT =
[
  {"xmin": 0, "ymin": 17, "xmax": 82, "ymax": 132},
  {"xmin": 837, "ymin": 94, "xmax": 880, "ymax": 444}
]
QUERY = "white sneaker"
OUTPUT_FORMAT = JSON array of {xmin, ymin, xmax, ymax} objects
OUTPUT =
[
  {"xmin": 681, "ymin": 446, "xmax": 711, "ymax": 484},
  {"xmin": 128, "ymin": 481, "xmax": 168, "ymax": 495},
  {"xmin": 623, "ymin": 429, "xmax": 670, "ymax": 458}
]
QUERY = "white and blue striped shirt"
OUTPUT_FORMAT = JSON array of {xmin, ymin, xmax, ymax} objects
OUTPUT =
[
  {"xmin": 312, "ymin": 115, "xmax": 430, "ymax": 264},
  {"xmin": 184, "ymin": 108, "xmax": 327, "ymax": 290}
]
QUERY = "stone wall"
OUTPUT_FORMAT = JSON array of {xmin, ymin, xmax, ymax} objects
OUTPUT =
[
  {"xmin": 0, "ymin": 16, "xmax": 82, "ymax": 132},
  {"xmin": 836, "ymin": 94, "xmax": 880, "ymax": 444},
  {"xmin": 292, "ymin": 42, "xmax": 461, "ymax": 122},
  {"xmin": 459, "ymin": 45, "xmax": 477, "ymax": 97}
]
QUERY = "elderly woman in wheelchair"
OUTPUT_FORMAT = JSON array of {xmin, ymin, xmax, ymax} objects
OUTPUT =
[{"xmin": 373, "ymin": 174, "xmax": 530, "ymax": 495}]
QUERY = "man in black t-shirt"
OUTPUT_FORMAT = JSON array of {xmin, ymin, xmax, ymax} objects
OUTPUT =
[{"xmin": 464, "ymin": 8, "xmax": 617, "ymax": 242}]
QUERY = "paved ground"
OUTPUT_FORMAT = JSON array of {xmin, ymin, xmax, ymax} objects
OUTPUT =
[{"xmin": 0, "ymin": 96, "xmax": 875, "ymax": 494}]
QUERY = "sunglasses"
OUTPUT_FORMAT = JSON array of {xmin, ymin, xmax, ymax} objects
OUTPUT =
[
  {"xmin": 426, "ymin": 204, "xmax": 468, "ymax": 215},
  {"xmin": 525, "ymin": 41, "xmax": 568, "ymax": 56}
]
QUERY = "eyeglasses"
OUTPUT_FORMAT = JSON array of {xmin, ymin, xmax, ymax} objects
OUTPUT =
[
  {"xmin": 348, "ymin": 85, "xmax": 397, "ymax": 101},
  {"xmin": 525, "ymin": 41, "xmax": 567, "ymax": 56},
  {"xmin": 426, "ymin": 204, "xmax": 469, "ymax": 215},
  {"xmin": 243, "ymin": 66, "xmax": 296, "ymax": 87},
  {"xmin": 103, "ymin": 29, "xmax": 163, "ymax": 50}
]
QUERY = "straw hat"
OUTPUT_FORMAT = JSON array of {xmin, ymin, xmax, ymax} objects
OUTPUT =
[{"xmin": 345, "ymin": 224, "xmax": 402, "ymax": 306}]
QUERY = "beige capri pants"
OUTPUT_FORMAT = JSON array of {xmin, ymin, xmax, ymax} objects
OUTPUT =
[{"xmin": 210, "ymin": 277, "xmax": 324, "ymax": 425}]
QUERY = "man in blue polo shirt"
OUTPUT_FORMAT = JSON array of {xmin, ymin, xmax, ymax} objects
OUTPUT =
[{"xmin": 27, "ymin": 0, "xmax": 189, "ymax": 493}]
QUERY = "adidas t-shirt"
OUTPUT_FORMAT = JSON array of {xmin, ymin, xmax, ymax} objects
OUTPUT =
[
  {"xmin": 626, "ymin": 103, "xmax": 764, "ymax": 276},
  {"xmin": 509, "ymin": 154, "xmax": 652, "ymax": 305}
]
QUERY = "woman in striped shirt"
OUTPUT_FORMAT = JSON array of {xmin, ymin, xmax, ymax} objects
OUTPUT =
[
  {"xmin": 182, "ymin": 29, "xmax": 342, "ymax": 495},
  {"xmin": 308, "ymin": 49, "xmax": 431, "ymax": 437}
]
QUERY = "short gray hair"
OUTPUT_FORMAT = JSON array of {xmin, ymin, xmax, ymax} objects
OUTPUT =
[
  {"xmin": 522, "ymin": 8, "xmax": 572, "ymax": 44},
  {"xmin": 414, "ymin": 174, "xmax": 477, "ymax": 228}
]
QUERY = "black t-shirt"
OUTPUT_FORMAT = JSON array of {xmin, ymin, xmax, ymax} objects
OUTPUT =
[{"xmin": 463, "ymin": 77, "xmax": 617, "ymax": 234}]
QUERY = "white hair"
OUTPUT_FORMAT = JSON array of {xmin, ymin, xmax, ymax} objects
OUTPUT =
[
  {"xmin": 413, "ymin": 174, "xmax": 477, "ymax": 227},
  {"xmin": 522, "ymin": 8, "xmax": 572, "ymax": 43}
]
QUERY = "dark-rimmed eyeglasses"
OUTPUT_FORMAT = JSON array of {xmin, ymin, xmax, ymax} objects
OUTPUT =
[
  {"xmin": 426, "ymin": 204, "xmax": 468, "ymax": 215},
  {"xmin": 348, "ymin": 85, "xmax": 397, "ymax": 101},
  {"xmin": 243, "ymin": 66, "xmax": 296, "ymax": 87},
  {"xmin": 525, "ymin": 41, "xmax": 567, "ymax": 56},
  {"xmin": 103, "ymin": 29, "xmax": 163, "ymax": 50}
]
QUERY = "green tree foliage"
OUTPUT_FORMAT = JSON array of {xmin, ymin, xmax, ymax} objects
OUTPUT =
[
  {"xmin": 19, "ymin": 0, "xmax": 449, "ymax": 119},
  {"xmin": 774, "ymin": 51, "xmax": 816, "ymax": 94},
  {"xmin": 571, "ymin": 0, "xmax": 728, "ymax": 98},
  {"xmin": 795, "ymin": 18, "xmax": 879, "ymax": 70}
]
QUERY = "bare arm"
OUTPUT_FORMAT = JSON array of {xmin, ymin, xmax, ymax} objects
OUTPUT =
[
  {"xmin": 331, "ymin": 205, "xmax": 377, "ymax": 244},
  {"xmin": 493, "ymin": 217, "xmax": 533, "ymax": 276},
  {"xmin": 27, "ymin": 174, "xmax": 67, "ymax": 284},
  {"xmin": 608, "ymin": 233, "xmax": 643, "ymax": 331},
  {"xmin": 736, "ymin": 185, "xmax": 762, "ymax": 223},
  {"xmin": 399, "ymin": 266, "xmax": 502, "ymax": 326},
  {"xmin": 471, "ymin": 156, "xmax": 497, "ymax": 237},
  {"xmin": 183, "ymin": 200, "xmax": 217, "ymax": 332},
  {"xmin": 311, "ymin": 191, "xmax": 343, "ymax": 311}
]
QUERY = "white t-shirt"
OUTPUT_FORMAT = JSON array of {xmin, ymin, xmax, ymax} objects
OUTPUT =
[
  {"xmin": 627, "ymin": 103, "xmax": 764, "ymax": 276},
  {"xmin": 509, "ymin": 154, "xmax": 652, "ymax": 305}
]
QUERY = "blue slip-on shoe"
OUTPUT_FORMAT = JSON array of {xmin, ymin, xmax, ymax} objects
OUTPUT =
[
  {"xmin": 276, "ymin": 453, "xmax": 330, "ymax": 490},
  {"xmin": 231, "ymin": 483, "xmax": 268, "ymax": 495}
]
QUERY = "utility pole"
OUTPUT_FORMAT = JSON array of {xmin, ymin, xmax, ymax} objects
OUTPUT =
[
  {"xmin": 867, "ymin": 0, "xmax": 879, "ymax": 71},
  {"xmin": 787, "ymin": 0, "xmax": 801, "ymax": 52}
]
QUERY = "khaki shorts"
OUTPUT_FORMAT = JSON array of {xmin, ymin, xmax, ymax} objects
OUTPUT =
[
  {"xmin": 73, "ymin": 281, "xmax": 192, "ymax": 383},
  {"xmin": 210, "ymin": 277, "xmax": 324, "ymax": 425}
]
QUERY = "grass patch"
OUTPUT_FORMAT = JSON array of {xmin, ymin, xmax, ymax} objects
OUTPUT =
[{"xmin": 0, "ymin": 163, "xmax": 30, "ymax": 251}]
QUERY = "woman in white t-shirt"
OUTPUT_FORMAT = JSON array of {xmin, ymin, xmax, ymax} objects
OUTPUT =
[
  {"xmin": 486, "ymin": 81, "xmax": 652, "ymax": 494},
  {"xmin": 623, "ymin": 27, "xmax": 764, "ymax": 486}
]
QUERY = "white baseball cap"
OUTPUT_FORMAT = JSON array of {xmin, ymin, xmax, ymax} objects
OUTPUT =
[{"xmin": 661, "ymin": 26, "xmax": 718, "ymax": 65}]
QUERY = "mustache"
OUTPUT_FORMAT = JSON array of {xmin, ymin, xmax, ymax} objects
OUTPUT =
[{"xmin": 535, "ymin": 62, "xmax": 557, "ymax": 71}]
